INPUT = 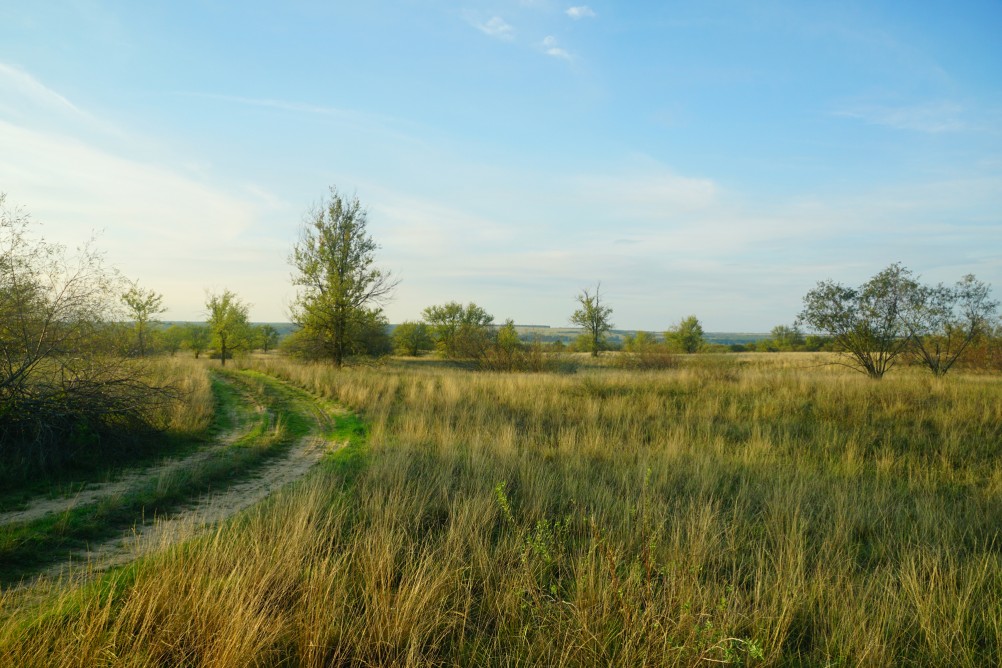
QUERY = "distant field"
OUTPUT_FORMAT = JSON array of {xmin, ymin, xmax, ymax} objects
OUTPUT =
[{"xmin": 2, "ymin": 353, "xmax": 1000, "ymax": 666}]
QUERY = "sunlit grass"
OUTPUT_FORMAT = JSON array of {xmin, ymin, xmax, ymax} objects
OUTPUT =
[{"xmin": 2, "ymin": 354, "xmax": 1000, "ymax": 665}]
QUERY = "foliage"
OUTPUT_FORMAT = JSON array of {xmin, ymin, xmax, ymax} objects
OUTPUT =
[
  {"xmin": 289, "ymin": 187, "xmax": 397, "ymax": 367},
  {"xmin": 622, "ymin": 330, "xmax": 657, "ymax": 352},
  {"xmin": 392, "ymin": 320, "xmax": 433, "ymax": 356},
  {"xmin": 182, "ymin": 323, "xmax": 211, "ymax": 359},
  {"xmin": 665, "ymin": 315, "xmax": 705, "ymax": 354},
  {"xmin": 570, "ymin": 283, "xmax": 613, "ymax": 357},
  {"xmin": 205, "ymin": 289, "xmax": 250, "ymax": 366},
  {"xmin": 159, "ymin": 323, "xmax": 186, "ymax": 356},
  {"xmin": 422, "ymin": 301, "xmax": 494, "ymax": 359},
  {"xmin": 902, "ymin": 274, "xmax": 999, "ymax": 376},
  {"xmin": 255, "ymin": 324, "xmax": 281, "ymax": 353},
  {"xmin": 799, "ymin": 263, "xmax": 918, "ymax": 379},
  {"xmin": 800, "ymin": 263, "xmax": 997, "ymax": 378},
  {"xmin": 121, "ymin": 281, "xmax": 165, "ymax": 357},
  {"xmin": 0, "ymin": 194, "xmax": 176, "ymax": 468}
]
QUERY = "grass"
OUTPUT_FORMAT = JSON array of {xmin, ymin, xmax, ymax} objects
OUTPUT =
[{"xmin": 1, "ymin": 353, "xmax": 1000, "ymax": 665}]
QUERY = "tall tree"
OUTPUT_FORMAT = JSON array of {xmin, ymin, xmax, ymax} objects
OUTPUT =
[
  {"xmin": 121, "ymin": 281, "xmax": 165, "ymax": 357},
  {"xmin": 205, "ymin": 290, "xmax": 250, "ymax": 366},
  {"xmin": 289, "ymin": 187, "xmax": 398, "ymax": 367},
  {"xmin": 570, "ymin": 284, "xmax": 613, "ymax": 357}
]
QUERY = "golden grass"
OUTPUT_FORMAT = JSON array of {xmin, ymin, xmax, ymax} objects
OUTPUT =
[{"xmin": 2, "ymin": 354, "xmax": 1001, "ymax": 665}]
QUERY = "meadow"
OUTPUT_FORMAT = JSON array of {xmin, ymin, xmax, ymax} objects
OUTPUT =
[{"xmin": 1, "ymin": 353, "xmax": 1000, "ymax": 666}]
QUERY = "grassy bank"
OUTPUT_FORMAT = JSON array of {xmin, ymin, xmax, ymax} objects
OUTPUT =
[{"xmin": 2, "ymin": 354, "xmax": 1000, "ymax": 665}]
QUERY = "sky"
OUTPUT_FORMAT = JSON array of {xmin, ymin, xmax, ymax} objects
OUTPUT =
[{"xmin": 1, "ymin": 1, "xmax": 1000, "ymax": 331}]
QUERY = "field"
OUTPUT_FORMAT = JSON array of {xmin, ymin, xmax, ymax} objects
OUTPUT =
[{"xmin": 1, "ymin": 353, "xmax": 1001, "ymax": 666}]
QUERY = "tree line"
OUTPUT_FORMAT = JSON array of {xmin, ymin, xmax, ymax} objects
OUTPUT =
[{"xmin": 3, "ymin": 183, "xmax": 999, "ymax": 470}]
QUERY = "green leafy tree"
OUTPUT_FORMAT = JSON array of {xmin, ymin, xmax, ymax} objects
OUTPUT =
[
  {"xmin": 393, "ymin": 321, "xmax": 433, "ymax": 356},
  {"xmin": 666, "ymin": 315, "xmax": 705, "ymax": 354},
  {"xmin": 570, "ymin": 284, "xmax": 613, "ymax": 357},
  {"xmin": 422, "ymin": 301, "xmax": 495, "ymax": 359},
  {"xmin": 903, "ymin": 274, "xmax": 998, "ymax": 376},
  {"xmin": 255, "ymin": 324, "xmax": 281, "ymax": 353},
  {"xmin": 160, "ymin": 324, "xmax": 185, "ymax": 357},
  {"xmin": 289, "ymin": 187, "xmax": 398, "ymax": 367},
  {"xmin": 205, "ymin": 290, "xmax": 250, "ymax": 366},
  {"xmin": 183, "ymin": 323, "xmax": 211, "ymax": 359},
  {"xmin": 798, "ymin": 263, "xmax": 918, "ymax": 379},
  {"xmin": 121, "ymin": 282, "xmax": 166, "ymax": 357}
]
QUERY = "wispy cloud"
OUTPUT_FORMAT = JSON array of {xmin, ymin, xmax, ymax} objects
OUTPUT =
[
  {"xmin": 834, "ymin": 101, "xmax": 966, "ymax": 133},
  {"xmin": 0, "ymin": 62, "xmax": 86, "ymax": 118},
  {"xmin": 566, "ymin": 6, "xmax": 597, "ymax": 20},
  {"xmin": 469, "ymin": 15, "xmax": 515, "ymax": 41},
  {"xmin": 541, "ymin": 36, "xmax": 572, "ymax": 60}
]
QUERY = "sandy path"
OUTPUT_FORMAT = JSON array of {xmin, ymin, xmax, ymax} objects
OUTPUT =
[{"xmin": 48, "ymin": 432, "xmax": 340, "ymax": 577}]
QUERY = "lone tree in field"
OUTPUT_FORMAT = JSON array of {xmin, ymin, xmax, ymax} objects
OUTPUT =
[
  {"xmin": 666, "ymin": 315, "xmax": 705, "ymax": 354},
  {"xmin": 570, "ymin": 284, "xmax": 613, "ymax": 357},
  {"xmin": 798, "ymin": 263, "xmax": 918, "ymax": 379},
  {"xmin": 206, "ymin": 289, "xmax": 250, "ymax": 366},
  {"xmin": 289, "ymin": 187, "xmax": 398, "ymax": 367},
  {"xmin": 121, "ymin": 281, "xmax": 165, "ymax": 357},
  {"xmin": 902, "ymin": 274, "xmax": 998, "ymax": 376}
]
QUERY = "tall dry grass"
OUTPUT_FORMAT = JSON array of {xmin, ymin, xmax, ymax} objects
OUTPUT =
[{"xmin": 2, "ymin": 354, "xmax": 1000, "ymax": 665}]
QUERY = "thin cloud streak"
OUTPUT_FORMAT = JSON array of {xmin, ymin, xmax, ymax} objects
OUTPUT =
[{"xmin": 834, "ymin": 101, "xmax": 966, "ymax": 133}]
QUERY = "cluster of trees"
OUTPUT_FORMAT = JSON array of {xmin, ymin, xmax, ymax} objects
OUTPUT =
[{"xmin": 798, "ymin": 263, "xmax": 999, "ymax": 378}]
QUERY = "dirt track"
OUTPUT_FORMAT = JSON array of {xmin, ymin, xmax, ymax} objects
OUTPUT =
[{"xmin": 0, "ymin": 370, "xmax": 343, "ymax": 585}]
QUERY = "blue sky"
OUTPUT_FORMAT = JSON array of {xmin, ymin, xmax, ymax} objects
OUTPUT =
[{"xmin": 1, "ymin": 1, "xmax": 1000, "ymax": 330}]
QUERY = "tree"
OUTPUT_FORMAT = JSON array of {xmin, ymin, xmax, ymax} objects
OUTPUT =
[
  {"xmin": 666, "ymin": 315, "xmax": 705, "ymax": 354},
  {"xmin": 182, "ymin": 323, "xmax": 211, "ymax": 359},
  {"xmin": 121, "ymin": 281, "xmax": 165, "ymax": 357},
  {"xmin": 798, "ymin": 263, "xmax": 918, "ymax": 379},
  {"xmin": 422, "ymin": 301, "xmax": 495, "ymax": 359},
  {"xmin": 392, "ymin": 321, "xmax": 433, "ymax": 356},
  {"xmin": 160, "ymin": 324, "xmax": 185, "ymax": 356},
  {"xmin": 570, "ymin": 284, "xmax": 613, "ymax": 357},
  {"xmin": 255, "ymin": 324, "xmax": 281, "ymax": 353},
  {"xmin": 0, "ymin": 194, "xmax": 174, "ymax": 460},
  {"xmin": 206, "ymin": 290, "xmax": 250, "ymax": 366},
  {"xmin": 902, "ymin": 274, "xmax": 998, "ymax": 376},
  {"xmin": 289, "ymin": 187, "xmax": 398, "ymax": 367},
  {"xmin": 769, "ymin": 324, "xmax": 804, "ymax": 351}
]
